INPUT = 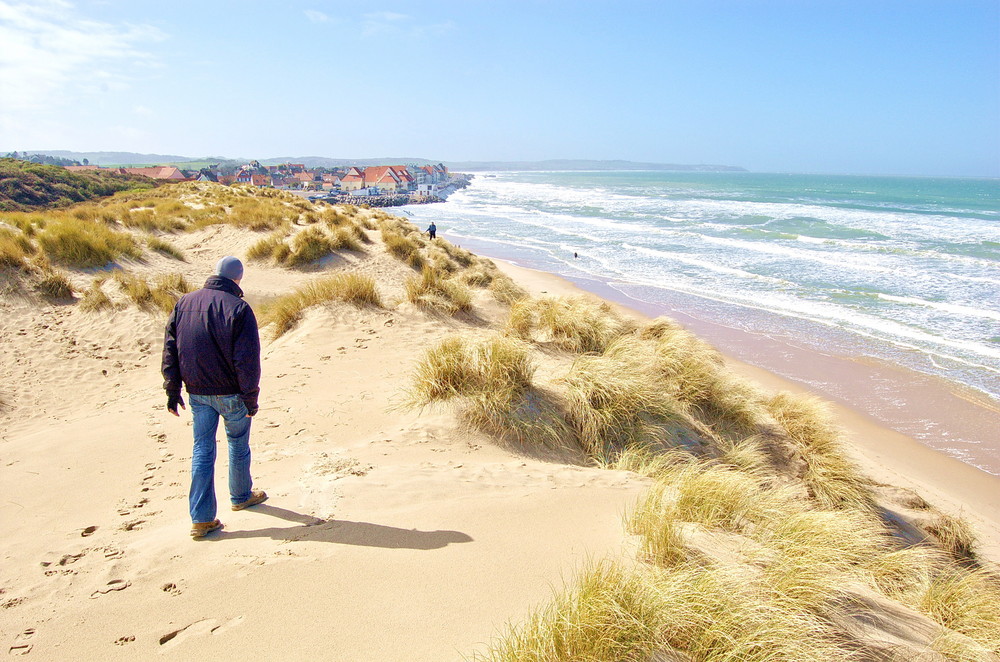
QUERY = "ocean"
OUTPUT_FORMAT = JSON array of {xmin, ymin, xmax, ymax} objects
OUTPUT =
[{"xmin": 395, "ymin": 171, "xmax": 1000, "ymax": 472}]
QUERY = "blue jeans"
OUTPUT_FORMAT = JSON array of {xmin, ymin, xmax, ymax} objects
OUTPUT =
[{"xmin": 189, "ymin": 394, "xmax": 254, "ymax": 524}]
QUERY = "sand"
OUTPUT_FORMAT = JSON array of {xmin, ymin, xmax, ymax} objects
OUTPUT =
[{"xmin": 1, "ymin": 220, "xmax": 998, "ymax": 660}]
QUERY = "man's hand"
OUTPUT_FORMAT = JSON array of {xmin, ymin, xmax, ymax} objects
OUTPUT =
[
  {"xmin": 167, "ymin": 393, "xmax": 185, "ymax": 417},
  {"xmin": 246, "ymin": 405, "xmax": 259, "ymax": 418}
]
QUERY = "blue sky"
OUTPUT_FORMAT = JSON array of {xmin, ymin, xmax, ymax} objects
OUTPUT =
[{"xmin": 0, "ymin": 0, "xmax": 997, "ymax": 176}]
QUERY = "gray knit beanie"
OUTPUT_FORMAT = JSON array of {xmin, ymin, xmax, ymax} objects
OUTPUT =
[{"xmin": 215, "ymin": 256, "xmax": 244, "ymax": 281}]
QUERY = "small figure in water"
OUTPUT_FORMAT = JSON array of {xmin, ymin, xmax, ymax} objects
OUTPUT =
[
  {"xmin": 427, "ymin": 222, "xmax": 437, "ymax": 240},
  {"xmin": 574, "ymin": 252, "xmax": 578, "ymax": 259}
]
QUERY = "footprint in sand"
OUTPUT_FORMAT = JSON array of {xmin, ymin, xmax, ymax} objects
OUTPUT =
[
  {"xmin": 90, "ymin": 579, "xmax": 130, "ymax": 599},
  {"xmin": 120, "ymin": 519, "xmax": 146, "ymax": 532},
  {"xmin": 40, "ymin": 552, "xmax": 84, "ymax": 569},
  {"xmin": 114, "ymin": 635, "xmax": 135, "ymax": 646},
  {"xmin": 158, "ymin": 616, "xmax": 244, "ymax": 648},
  {"xmin": 8, "ymin": 628, "xmax": 35, "ymax": 655},
  {"xmin": 161, "ymin": 582, "xmax": 181, "ymax": 596},
  {"xmin": 81, "ymin": 526, "xmax": 97, "ymax": 537}
]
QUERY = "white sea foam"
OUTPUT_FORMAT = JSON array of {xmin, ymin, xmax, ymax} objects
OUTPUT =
[{"xmin": 405, "ymin": 172, "xmax": 1000, "ymax": 406}]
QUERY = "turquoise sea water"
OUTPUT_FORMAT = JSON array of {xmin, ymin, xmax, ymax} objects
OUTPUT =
[{"xmin": 397, "ymin": 171, "xmax": 1000, "ymax": 467}]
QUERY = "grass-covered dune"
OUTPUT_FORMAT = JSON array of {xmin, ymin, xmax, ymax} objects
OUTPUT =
[
  {"xmin": 1, "ymin": 182, "xmax": 997, "ymax": 660},
  {"xmin": 0, "ymin": 157, "xmax": 158, "ymax": 212}
]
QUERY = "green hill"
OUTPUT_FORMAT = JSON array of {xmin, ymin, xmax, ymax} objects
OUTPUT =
[{"xmin": 0, "ymin": 158, "xmax": 157, "ymax": 212}]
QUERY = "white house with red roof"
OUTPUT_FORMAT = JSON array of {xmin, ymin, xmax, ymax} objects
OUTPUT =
[{"xmin": 362, "ymin": 166, "xmax": 402, "ymax": 192}]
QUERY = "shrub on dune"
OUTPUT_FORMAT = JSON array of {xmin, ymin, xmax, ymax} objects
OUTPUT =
[
  {"xmin": 508, "ymin": 296, "xmax": 633, "ymax": 353},
  {"xmin": 383, "ymin": 229, "xmax": 422, "ymax": 264},
  {"xmin": 766, "ymin": 392, "xmax": 874, "ymax": 512},
  {"xmin": 331, "ymin": 226, "xmax": 364, "ymax": 251},
  {"xmin": 405, "ymin": 266, "xmax": 472, "ymax": 314},
  {"xmin": 79, "ymin": 277, "xmax": 117, "ymax": 312},
  {"xmin": 260, "ymin": 272, "xmax": 381, "ymax": 338},
  {"xmin": 227, "ymin": 199, "xmax": 296, "ymax": 230},
  {"xmin": 120, "ymin": 207, "xmax": 186, "ymax": 232},
  {"xmin": 110, "ymin": 271, "xmax": 191, "ymax": 314},
  {"xmin": 920, "ymin": 566, "xmax": 1000, "ymax": 654},
  {"xmin": 285, "ymin": 226, "xmax": 335, "ymax": 267},
  {"xmin": 246, "ymin": 231, "xmax": 288, "ymax": 262},
  {"xmin": 472, "ymin": 561, "xmax": 665, "ymax": 662},
  {"xmin": 923, "ymin": 513, "xmax": 979, "ymax": 562},
  {"xmin": 36, "ymin": 270, "xmax": 74, "ymax": 299},
  {"xmin": 146, "ymin": 235, "xmax": 185, "ymax": 260},
  {"xmin": 559, "ymin": 336, "xmax": 683, "ymax": 458},
  {"xmin": 475, "ymin": 560, "xmax": 852, "ymax": 662},
  {"xmin": 0, "ymin": 227, "xmax": 34, "ymax": 268},
  {"xmin": 406, "ymin": 334, "xmax": 564, "ymax": 443},
  {"xmin": 37, "ymin": 217, "xmax": 140, "ymax": 268},
  {"xmin": 409, "ymin": 334, "xmax": 535, "ymax": 404},
  {"xmin": 488, "ymin": 275, "xmax": 528, "ymax": 304}
]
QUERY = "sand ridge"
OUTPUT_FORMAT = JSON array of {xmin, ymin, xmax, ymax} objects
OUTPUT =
[
  {"xmin": 0, "ymin": 223, "xmax": 645, "ymax": 660},
  {"xmin": 1, "ymin": 206, "xmax": 998, "ymax": 659}
]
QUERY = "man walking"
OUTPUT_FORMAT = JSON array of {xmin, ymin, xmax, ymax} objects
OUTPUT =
[
  {"xmin": 162, "ymin": 256, "xmax": 267, "ymax": 539},
  {"xmin": 426, "ymin": 222, "xmax": 436, "ymax": 240}
]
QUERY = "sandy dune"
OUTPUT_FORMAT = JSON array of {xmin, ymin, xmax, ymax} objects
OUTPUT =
[{"xmin": 1, "ymin": 217, "xmax": 998, "ymax": 660}]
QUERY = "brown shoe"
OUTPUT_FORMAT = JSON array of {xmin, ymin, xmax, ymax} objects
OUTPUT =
[
  {"xmin": 190, "ymin": 519, "xmax": 223, "ymax": 539},
  {"xmin": 231, "ymin": 490, "xmax": 268, "ymax": 511}
]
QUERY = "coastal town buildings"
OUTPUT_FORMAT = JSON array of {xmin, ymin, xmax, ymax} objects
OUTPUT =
[{"xmin": 58, "ymin": 159, "xmax": 460, "ymax": 206}]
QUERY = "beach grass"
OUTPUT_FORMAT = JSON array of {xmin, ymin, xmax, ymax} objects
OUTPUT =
[
  {"xmin": 0, "ymin": 227, "xmax": 35, "ymax": 268},
  {"xmin": 260, "ymin": 272, "xmax": 382, "ymax": 338},
  {"xmin": 35, "ymin": 270, "xmax": 74, "ymax": 299},
  {"xmin": 37, "ymin": 216, "xmax": 141, "ymax": 268},
  {"xmin": 765, "ymin": 392, "xmax": 875, "ymax": 512},
  {"xmin": 405, "ymin": 266, "xmax": 473, "ymax": 314},
  {"xmin": 146, "ymin": 235, "xmax": 186, "ymax": 260},
  {"xmin": 508, "ymin": 296, "xmax": 634, "ymax": 353},
  {"xmin": 559, "ymin": 336, "xmax": 683, "ymax": 458},
  {"xmin": 79, "ymin": 277, "xmax": 117, "ymax": 312}
]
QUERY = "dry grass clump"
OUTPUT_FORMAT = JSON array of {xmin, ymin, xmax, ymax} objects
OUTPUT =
[
  {"xmin": 919, "ymin": 567, "xmax": 1000, "ymax": 655},
  {"xmin": 146, "ymin": 235, "xmax": 185, "ymax": 260},
  {"xmin": 643, "ymin": 319, "xmax": 767, "ymax": 433},
  {"xmin": 404, "ymin": 266, "xmax": 472, "ymax": 314},
  {"xmin": 471, "ymin": 562, "xmax": 665, "ymax": 662},
  {"xmin": 766, "ymin": 392, "xmax": 874, "ymax": 512},
  {"xmin": 248, "ymin": 226, "xmax": 363, "ymax": 268},
  {"xmin": 559, "ymin": 336, "xmax": 684, "ymax": 458},
  {"xmin": 225, "ymin": 198, "xmax": 297, "ymax": 231},
  {"xmin": 924, "ymin": 513, "xmax": 979, "ymax": 562},
  {"xmin": 285, "ymin": 226, "xmax": 337, "ymax": 267},
  {"xmin": 36, "ymin": 217, "xmax": 140, "ymax": 268},
  {"xmin": 489, "ymin": 274, "xmax": 528, "ymax": 304},
  {"xmin": 383, "ymin": 229, "xmax": 425, "ymax": 268},
  {"xmin": 321, "ymin": 206, "xmax": 355, "ymax": 227},
  {"xmin": 408, "ymin": 334, "xmax": 535, "ymax": 404},
  {"xmin": 508, "ymin": 296, "xmax": 634, "ymax": 353},
  {"xmin": 406, "ymin": 334, "xmax": 566, "ymax": 443},
  {"xmin": 474, "ymin": 560, "xmax": 852, "ymax": 662},
  {"xmin": 0, "ymin": 227, "xmax": 35, "ymax": 268},
  {"xmin": 111, "ymin": 271, "xmax": 191, "ymax": 314},
  {"xmin": 246, "ymin": 231, "xmax": 290, "ymax": 263},
  {"xmin": 119, "ymin": 207, "xmax": 187, "ymax": 232},
  {"xmin": 260, "ymin": 273, "xmax": 382, "ymax": 338},
  {"xmin": 35, "ymin": 270, "xmax": 74, "ymax": 299},
  {"xmin": 79, "ymin": 277, "xmax": 117, "ymax": 312},
  {"xmin": 873, "ymin": 545, "xmax": 1000, "ymax": 655}
]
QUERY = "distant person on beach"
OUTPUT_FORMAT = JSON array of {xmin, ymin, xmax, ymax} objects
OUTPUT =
[
  {"xmin": 161, "ymin": 256, "xmax": 267, "ymax": 539},
  {"xmin": 427, "ymin": 222, "xmax": 437, "ymax": 239}
]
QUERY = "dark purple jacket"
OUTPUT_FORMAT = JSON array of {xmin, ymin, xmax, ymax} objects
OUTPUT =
[{"xmin": 161, "ymin": 276, "xmax": 260, "ymax": 413}]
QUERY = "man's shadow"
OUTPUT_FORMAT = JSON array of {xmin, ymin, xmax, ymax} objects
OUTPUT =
[{"xmin": 213, "ymin": 504, "xmax": 473, "ymax": 550}]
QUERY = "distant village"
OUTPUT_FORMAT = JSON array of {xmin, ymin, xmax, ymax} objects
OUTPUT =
[{"xmin": 61, "ymin": 160, "xmax": 468, "ymax": 207}]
